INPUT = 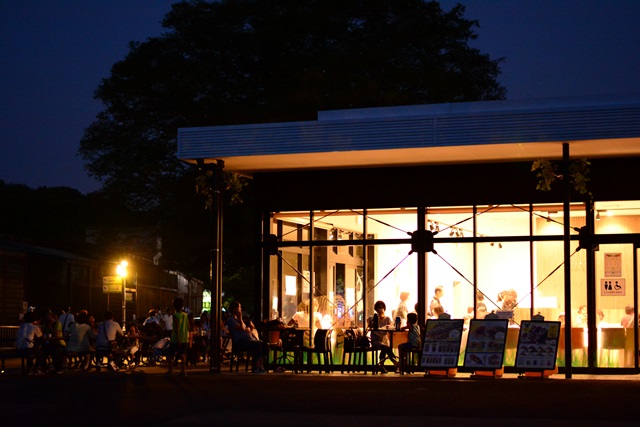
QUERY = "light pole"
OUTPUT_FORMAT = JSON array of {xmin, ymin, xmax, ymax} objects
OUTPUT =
[{"xmin": 117, "ymin": 260, "xmax": 128, "ymax": 327}]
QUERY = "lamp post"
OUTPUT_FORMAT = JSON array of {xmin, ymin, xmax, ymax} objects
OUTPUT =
[{"xmin": 117, "ymin": 260, "xmax": 128, "ymax": 327}]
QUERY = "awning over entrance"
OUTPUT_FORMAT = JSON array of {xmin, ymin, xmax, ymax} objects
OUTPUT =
[{"xmin": 178, "ymin": 94, "xmax": 640, "ymax": 175}]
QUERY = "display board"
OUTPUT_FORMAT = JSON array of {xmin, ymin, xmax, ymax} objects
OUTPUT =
[
  {"xmin": 420, "ymin": 319, "xmax": 464, "ymax": 369},
  {"xmin": 463, "ymin": 319, "xmax": 509, "ymax": 370},
  {"xmin": 514, "ymin": 321, "xmax": 561, "ymax": 371}
]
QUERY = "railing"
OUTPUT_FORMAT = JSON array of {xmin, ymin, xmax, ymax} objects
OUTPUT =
[{"xmin": 0, "ymin": 326, "xmax": 19, "ymax": 350}]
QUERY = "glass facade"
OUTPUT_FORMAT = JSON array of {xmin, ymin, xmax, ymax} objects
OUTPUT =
[{"xmin": 263, "ymin": 201, "xmax": 640, "ymax": 371}]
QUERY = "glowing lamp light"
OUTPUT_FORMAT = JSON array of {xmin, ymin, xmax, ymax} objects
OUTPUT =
[{"xmin": 116, "ymin": 260, "xmax": 128, "ymax": 278}]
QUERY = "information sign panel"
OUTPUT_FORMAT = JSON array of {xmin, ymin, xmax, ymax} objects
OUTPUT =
[
  {"xmin": 102, "ymin": 276, "xmax": 123, "ymax": 293},
  {"xmin": 420, "ymin": 319, "xmax": 464, "ymax": 369},
  {"xmin": 514, "ymin": 321, "xmax": 561, "ymax": 370},
  {"xmin": 463, "ymin": 319, "xmax": 509, "ymax": 369}
]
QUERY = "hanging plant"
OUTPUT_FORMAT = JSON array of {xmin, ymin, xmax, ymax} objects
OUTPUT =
[{"xmin": 531, "ymin": 158, "xmax": 593, "ymax": 208}]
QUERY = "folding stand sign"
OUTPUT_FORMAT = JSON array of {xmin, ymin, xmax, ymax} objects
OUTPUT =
[
  {"xmin": 514, "ymin": 320, "xmax": 561, "ymax": 379},
  {"xmin": 463, "ymin": 319, "xmax": 510, "ymax": 378},
  {"xmin": 420, "ymin": 319, "xmax": 464, "ymax": 378}
]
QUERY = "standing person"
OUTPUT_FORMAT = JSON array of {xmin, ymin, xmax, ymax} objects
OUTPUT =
[
  {"xmin": 576, "ymin": 305, "xmax": 588, "ymax": 327},
  {"xmin": 395, "ymin": 291, "xmax": 410, "ymax": 326},
  {"xmin": 398, "ymin": 312, "xmax": 421, "ymax": 373},
  {"xmin": 95, "ymin": 310, "xmax": 124, "ymax": 371},
  {"xmin": 199, "ymin": 311, "xmax": 211, "ymax": 363},
  {"xmin": 16, "ymin": 311, "xmax": 43, "ymax": 375},
  {"xmin": 366, "ymin": 300, "xmax": 398, "ymax": 373},
  {"xmin": 429, "ymin": 286, "xmax": 444, "ymax": 317},
  {"xmin": 162, "ymin": 307, "xmax": 175, "ymax": 338},
  {"xmin": 226, "ymin": 301, "xmax": 267, "ymax": 373},
  {"xmin": 165, "ymin": 297, "xmax": 190, "ymax": 377}
]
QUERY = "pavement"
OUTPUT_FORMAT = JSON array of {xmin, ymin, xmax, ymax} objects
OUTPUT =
[{"xmin": 2, "ymin": 359, "xmax": 640, "ymax": 426}]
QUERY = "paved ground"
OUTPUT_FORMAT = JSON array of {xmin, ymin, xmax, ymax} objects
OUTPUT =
[{"xmin": 2, "ymin": 360, "xmax": 640, "ymax": 426}]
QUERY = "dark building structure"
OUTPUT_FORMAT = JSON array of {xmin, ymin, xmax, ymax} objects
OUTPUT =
[{"xmin": 0, "ymin": 239, "xmax": 203, "ymax": 325}]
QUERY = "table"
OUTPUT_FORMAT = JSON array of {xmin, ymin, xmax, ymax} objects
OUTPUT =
[{"xmin": 371, "ymin": 328, "xmax": 409, "ymax": 351}]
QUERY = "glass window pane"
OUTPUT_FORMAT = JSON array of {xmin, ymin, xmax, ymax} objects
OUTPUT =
[
  {"xmin": 595, "ymin": 200, "xmax": 640, "ymax": 234},
  {"xmin": 595, "ymin": 243, "xmax": 635, "ymax": 368}
]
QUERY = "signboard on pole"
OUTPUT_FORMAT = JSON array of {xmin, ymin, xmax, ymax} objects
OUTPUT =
[
  {"xmin": 514, "ymin": 321, "xmax": 561, "ymax": 371},
  {"xmin": 420, "ymin": 319, "xmax": 464, "ymax": 369},
  {"xmin": 463, "ymin": 319, "xmax": 509, "ymax": 370},
  {"xmin": 103, "ymin": 276, "xmax": 123, "ymax": 293}
]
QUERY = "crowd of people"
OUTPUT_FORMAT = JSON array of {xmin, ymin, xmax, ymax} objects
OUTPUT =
[{"xmin": 14, "ymin": 297, "xmax": 213, "ymax": 376}]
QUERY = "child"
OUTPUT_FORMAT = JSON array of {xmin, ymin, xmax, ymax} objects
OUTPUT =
[
  {"xmin": 398, "ymin": 312, "xmax": 421, "ymax": 373},
  {"xmin": 165, "ymin": 297, "xmax": 190, "ymax": 376}
]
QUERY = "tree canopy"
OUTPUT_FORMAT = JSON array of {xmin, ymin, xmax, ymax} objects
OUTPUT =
[
  {"xmin": 79, "ymin": 0, "xmax": 505, "ymax": 211},
  {"xmin": 77, "ymin": 1, "xmax": 506, "ymax": 307}
]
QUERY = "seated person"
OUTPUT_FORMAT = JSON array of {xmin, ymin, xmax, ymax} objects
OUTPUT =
[
  {"xmin": 66, "ymin": 311, "xmax": 97, "ymax": 370},
  {"xmin": 430, "ymin": 305, "xmax": 445, "ymax": 319},
  {"xmin": 621, "ymin": 305, "xmax": 635, "ymax": 328},
  {"xmin": 39, "ymin": 310, "xmax": 66, "ymax": 374},
  {"xmin": 95, "ymin": 310, "xmax": 124, "ymax": 370},
  {"xmin": 398, "ymin": 312, "xmax": 421, "ymax": 371},
  {"xmin": 226, "ymin": 301, "xmax": 267, "ymax": 373},
  {"xmin": 366, "ymin": 300, "xmax": 398, "ymax": 373},
  {"xmin": 121, "ymin": 323, "xmax": 142, "ymax": 367},
  {"xmin": 287, "ymin": 300, "xmax": 322, "ymax": 329},
  {"xmin": 16, "ymin": 311, "xmax": 43, "ymax": 375}
]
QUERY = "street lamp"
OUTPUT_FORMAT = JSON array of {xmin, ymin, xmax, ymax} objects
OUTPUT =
[{"xmin": 116, "ymin": 260, "xmax": 128, "ymax": 327}]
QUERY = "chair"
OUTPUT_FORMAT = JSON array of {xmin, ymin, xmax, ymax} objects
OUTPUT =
[
  {"xmin": 263, "ymin": 329, "xmax": 282, "ymax": 370},
  {"xmin": 303, "ymin": 329, "xmax": 333, "ymax": 373},
  {"xmin": 558, "ymin": 327, "xmax": 587, "ymax": 367},
  {"xmin": 600, "ymin": 327, "xmax": 626, "ymax": 367},
  {"xmin": 399, "ymin": 347, "xmax": 422, "ymax": 375},
  {"xmin": 220, "ymin": 334, "xmax": 232, "ymax": 363},
  {"xmin": 272, "ymin": 328, "xmax": 303, "ymax": 373},
  {"xmin": 341, "ymin": 328, "xmax": 375, "ymax": 373},
  {"xmin": 229, "ymin": 341, "xmax": 253, "ymax": 372}
]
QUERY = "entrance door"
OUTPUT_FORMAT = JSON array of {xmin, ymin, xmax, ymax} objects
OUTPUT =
[{"xmin": 594, "ymin": 243, "xmax": 636, "ymax": 368}]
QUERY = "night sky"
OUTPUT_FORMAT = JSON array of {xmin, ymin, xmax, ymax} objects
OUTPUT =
[{"xmin": 2, "ymin": 1, "xmax": 639, "ymax": 194}]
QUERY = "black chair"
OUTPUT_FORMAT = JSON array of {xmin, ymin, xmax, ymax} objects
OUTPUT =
[
  {"xmin": 304, "ymin": 329, "xmax": 333, "ymax": 373},
  {"xmin": 229, "ymin": 340, "xmax": 253, "ymax": 372},
  {"xmin": 272, "ymin": 328, "xmax": 303, "ymax": 373},
  {"xmin": 341, "ymin": 328, "xmax": 374, "ymax": 373},
  {"xmin": 399, "ymin": 347, "xmax": 421, "ymax": 375}
]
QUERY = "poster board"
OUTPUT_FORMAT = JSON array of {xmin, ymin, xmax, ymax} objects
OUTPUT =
[
  {"xmin": 463, "ymin": 319, "xmax": 509, "ymax": 370},
  {"xmin": 514, "ymin": 321, "xmax": 561, "ymax": 371},
  {"xmin": 420, "ymin": 319, "xmax": 464, "ymax": 369}
]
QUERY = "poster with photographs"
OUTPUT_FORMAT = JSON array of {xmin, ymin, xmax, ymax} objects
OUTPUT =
[
  {"xmin": 514, "ymin": 321, "xmax": 561, "ymax": 370},
  {"xmin": 420, "ymin": 319, "xmax": 464, "ymax": 369},
  {"xmin": 463, "ymin": 319, "xmax": 509, "ymax": 369}
]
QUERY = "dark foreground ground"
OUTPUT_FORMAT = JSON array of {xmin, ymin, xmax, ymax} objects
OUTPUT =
[{"xmin": 1, "ymin": 362, "xmax": 639, "ymax": 427}]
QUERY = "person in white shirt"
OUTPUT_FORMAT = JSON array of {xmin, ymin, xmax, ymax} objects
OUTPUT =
[
  {"xmin": 67, "ymin": 311, "xmax": 97, "ymax": 370},
  {"xmin": 95, "ymin": 311, "xmax": 124, "ymax": 370},
  {"xmin": 16, "ymin": 311, "xmax": 43, "ymax": 375}
]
